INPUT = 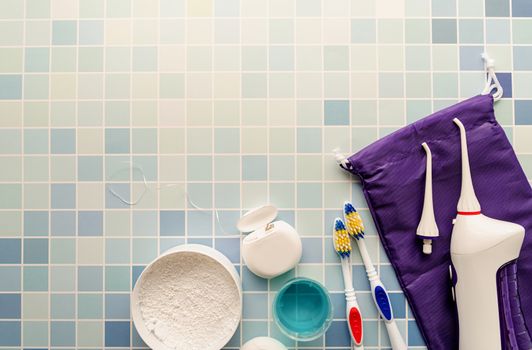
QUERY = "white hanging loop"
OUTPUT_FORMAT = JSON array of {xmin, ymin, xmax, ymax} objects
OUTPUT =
[
  {"xmin": 333, "ymin": 148, "xmax": 353, "ymax": 170},
  {"xmin": 481, "ymin": 52, "xmax": 503, "ymax": 101}
]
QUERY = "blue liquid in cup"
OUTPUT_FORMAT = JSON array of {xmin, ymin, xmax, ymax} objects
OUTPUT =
[{"xmin": 273, "ymin": 278, "xmax": 332, "ymax": 341}]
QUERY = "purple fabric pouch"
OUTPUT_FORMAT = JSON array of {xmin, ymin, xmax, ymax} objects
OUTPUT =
[{"xmin": 343, "ymin": 94, "xmax": 532, "ymax": 349}]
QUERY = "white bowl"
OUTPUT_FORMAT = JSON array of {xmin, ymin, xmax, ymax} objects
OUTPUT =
[{"xmin": 131, "ymin": 244, "xmax": 242, "ymax": 350}]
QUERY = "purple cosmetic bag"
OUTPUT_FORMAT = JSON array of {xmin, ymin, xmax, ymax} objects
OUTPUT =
[{"xmin": 343, "ymin": 94, "xmax": 532, "ymax": 349}]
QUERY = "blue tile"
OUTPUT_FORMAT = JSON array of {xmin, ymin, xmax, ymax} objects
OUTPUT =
[
  {"xmin": 51, "ymin": 321, "xmax": 75, "ymax": 346},
  {"xmin": 0, "ymin": 239, "xmax": 21, "ymax": 263},
  {"xmin": 132, "ymin": 265, "xmax": 146, "ymax": 289},
  {"xmin": 24, "ymin": 129, "xmax": 48, "ymax": 154},
  {"xmin": 160, "ymin": 211, "xmax": 185, "ymax": 236},
  {"xmin": 515, "ymin": 100, "xmax": 532, "ymax": 125},
  {"xmin": 512, "ymin": 0, "xmax": 532, "ymax": 17},
  {"xmin": 0, "ymin": 75, "xmax": 22, "ymax": 100},
  {"xmin": 51, "ymin": 129, "xmax": 75, "ymax": 154},
  {"xmin": 329, "ymin": 292, "xmax": 348, "ymax": 319},
  {"xmin": 496, "ymin": 72, "xmax": 512, "ymax": 98},
  {"xmin": 215, "ymin": 238, "xmax": 240, "ymax": 263},
  {"xmin": 0, "ymin": 321, "xmax": 20, "ymax": 346},
  {"xmin": 389, "ymin": 292, "xmax": 406, "ymax": 318},
  {"xmin": 324, "ymin": 100, "xmax": 350, "ymax": 126},
  {"xmin": 187, "ymin": 238, "xmax": 212, "ymax": 246},
  {"xmin": 408, "ymin": 320, "xmax": 425, "ymax": 346},
  {"xmin": 243, "ymin": 293, "xmax": 268, "ymax": 318},
  {"xmin": 52, "ymin": 21, "xmax": 77, "ymax": 45},
  {"xmin": 132, "ymin": 211, "xmax": 157, "ymax": 236},
  {"xmin": 242, "ymin": 155, "xmax": 267, "ymax": 181},
  {"xmin": 51, "ymin": 211, "xmax": 76, "ymax": 236},
  {"xmin": 187, "ymin": 210, "xmax": 213, "ymax": 236},
  {"xmin": 105, "ymin": 128, "xmax": 130, "ymax": 154},
  {"xmin": 132, "ymin": 326, "xmax": 148, "ymax": 347},
  {"xmin": 23, "ymin": 239, "xmax": 48, "ymax": 264},
  {"xmin": 78, "ymin": 266, "xmax": 103, "ymax": 292},
  {"xmin": 459, "ymin": 46, "xmax": 484, "ymax": 70},
  {"xmin": 24, "ymin": 211, "xmax": 49, "ymax": 237},
  {"xmin": 486, "ymin": 0, "xmax": 510, "ymax": 16},
  {"xmin": 105, "ymin": 321, "xmax": 130, "ymax": 347},
  {"xmin": 325, "ymin": 320, "xmax": 351, "ymax": 347},
  {"xmin": 105, "ymin": 183, "xmax": 130, "ymax": 208},
  {"xmin": 78, "ymin": 211, "xmax": 103, "ymax": 236},
  {"xmin": 277, "ymin": 210, "xmax": 295, "ymax": 227},
  {"xmin": 25, "ymin": 48, "xmax": 50, "ymax": 72},
  {"xmin": 301, "ymin": 238, "xmax": 323, "ymax": 263},
  {"xmin": 0, "ymin": 267, "xmax": 21, "ymax": 291},
  {"xmin": 514, "ymin": 46, "xmax": 532, "ymax": 70},
  {"xmin": 79, "ymin": 20, "xmax": 104, "ymax": 45},
  {"xmin": 51, "ymin": 294, "xmax": 75, "ymax": 318},
  {"xmin": 23, "ymin": 266, "xmax": 48, "ymax": 291},
  {"xmin": 432, "ymin": 0, "xmax": 456, "ymax": 16},
  {"xmin": 105, "ymin": 294, "xmax": 130, "ymax": 319},
  {"xmin": 297, "ymin": 128, "xmax": 322, "ymax": 153},
  {"xmin": 242, "ymin": 266, "xmax": 268, "ymax": 291},
  {"xmin": 51, "ymin": 184, "xmax": 76, "ymax": 209},
  {"xmin": 215, "ymin": 210, "xmax": 240, "ymax": 235},
  {"xmin": 380, "ymin": 265, "xmax": 402, "ymax": 291},
  {"xmin": 78, "ymin": 156, "xmax": 103, "ymax": 181},
  {"xmin": 352, "ymin": 265, "xmax": 371, "ymax": 291},
  {"xmin": 0, "ymin": 294, "xmax": 21, "ymax": 318},
  {"xmin": 432, "ymin": 19, "xmax": 457, "ymax": 43}
]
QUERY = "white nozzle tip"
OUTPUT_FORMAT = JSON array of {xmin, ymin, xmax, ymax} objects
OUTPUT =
[{"xmin": 423, "ymin": 240, "xmax": 432, "ymax": 255}]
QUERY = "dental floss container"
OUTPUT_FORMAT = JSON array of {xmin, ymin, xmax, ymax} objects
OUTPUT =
[
  {"xmin": 241, "ymin": 337, "xmax": 287, "ymax": 350},
  {"xmin": 416, "ymin": 142, "xmax": 439, "ymax": 254},
  {"xmin": 451, "ymin": 118, "xmax": 525, "ymax": 350},
  {"xmin": 238, "ymin": 205, "xmax": 302, "ymax": 279}
]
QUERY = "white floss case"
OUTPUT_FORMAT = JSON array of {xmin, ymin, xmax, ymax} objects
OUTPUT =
[{"xmin": 238, "ymin": 205, "xmax": 302, "ymax": 279}]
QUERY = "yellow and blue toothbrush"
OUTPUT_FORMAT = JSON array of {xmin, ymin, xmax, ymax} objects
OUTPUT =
[
  {"xmin": 333, "ymin": 218, "xmax": 364, "ymax": 350},
  {"xmin": 344, "ymin": 202, "xmax": 407, "ymax": 350}
]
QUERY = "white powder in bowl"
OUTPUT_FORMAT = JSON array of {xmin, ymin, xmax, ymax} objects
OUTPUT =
[{"xmin": 137, "ymin": 252, "xmax": 241, "ymax": 350}]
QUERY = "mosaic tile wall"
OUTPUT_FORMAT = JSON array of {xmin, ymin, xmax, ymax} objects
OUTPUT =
[{"xmin": 0, "ymin": 0, "xmax": 531, "ymax": 348}]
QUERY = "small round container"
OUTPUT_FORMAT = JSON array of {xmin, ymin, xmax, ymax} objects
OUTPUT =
[
  {"xmin": 131, "ymin": 244, "xmax": 242, "ymax": 350},
  {"xmin": 273, "ymin": 278, "xmax": 333, "ymax": 341}
]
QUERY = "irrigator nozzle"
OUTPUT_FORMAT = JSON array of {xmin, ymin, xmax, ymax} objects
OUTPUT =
[
  {"xmin": 453, "ymin": 118, "xmax": 481, "ymax": 214},
  {"xmin": 416, "ymin": 142, "xmax": 439, "ymax": 254}
]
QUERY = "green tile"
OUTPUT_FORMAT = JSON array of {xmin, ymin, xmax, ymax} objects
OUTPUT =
[
  {"xmin": 0, "ymin": 212, "xmax": 20, "ymax": 237},
  {"xmin": 459, "ymin": 19, "xmax": 484, "ymax": 44},
  {"xmin": 379, "ymin": 100, "xmax": 405, "ymax": 125},
  {"xmin": 23, "ymin": 321, "xmax": 48, "ymax": 347},
  {"xmin": 22, "ymin": 293, "xmax": 48, "ymax": 319},
  {"xmin": 405, "ymin": 19, "xmax": 430, "ymax": 43},
  {"xmin": 513, "ymin": 20, "xmax": 532, "ymax": 44},
  {"xmin": 132, "ymin": 238, "xmax": 157, "ymax": 264},
  {"xmin": 0, "ymin": 48, "xmax": 22, "ymax": 72},
  {"xmin": 406, "ymin": 73, "xmax": 431, "ymax": 98},
  {"xmin": 0, "ymin": 0, "xmax": 23, "ymax": 18},
  {"xmin": 405, "ymin": 46, "xmax": 430, "ymax": 71},
  {"xmin": 513, "ymin": 72, "xmax": 532, "ymax": 98},
  {"xmin": 494, "ymin": 99, "xmax": 513, "ymax": 125},
  {"xmin": 26, "ymin": 0, "xmax": 50, "ymax": 18},
  {"xmin": 379, "ymin": 73, "xmax": 404, "ymax": 98},
  {"xmin": 405, "ymin": 0, "xmax": 430, "ymax": 16},
  {"xmin": 50, "ymin": 238, "xmax": 76, "ymax": 264},
  {"xmin": 0, "ymin": 156, "xmax": 21, "ymax": 181},
  {"xmin": 78, "ymin": 294, "xmax": 103, "ymax": 319},
  {"xmin": 50, "ymin": 266, "xmax": 75, "ymax": 291},
  {"xmin": 24, "ymin": 266, "xmax": 48, "ymax": 291},
  {"xmin": 105, "ymin": 266, "xmax": 130, "ymax": 291},
  {"xmin": 433, "ymin": 73, "xmax": 458, "ymax": 98},
  {"xmin": 80, "ymin": 0, "xmax": 104, "ymax": 17},
  {"xmin": 378, "ymin": 19, "xmax": 403, "ymax": 43},
  {"xmin": 78, "ymin": 321, "xmax": 103, "ymax": 347},
  {"xmin": 0, "ymin": 184, "xmax": 21, "ymax": 209},
  {"xmin": 407, "ymin": 100, "xmax": 432, "ymax": 123},
  {"xmin": 432, "ymin": 46, "xmax": 458, "ymax": 70},
  {"xmin": 79, "ymin": 47, "xmax": 104, "ymax": 72}
]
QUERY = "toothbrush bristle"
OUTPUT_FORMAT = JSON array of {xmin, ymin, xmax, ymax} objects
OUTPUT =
[
  {"xmin": 333, "ymin": 218, "xmax": 351, "ymax": 258},
  {"xmin": 344, "ymin": 202, "xmax": 365, "ymax": 239}
]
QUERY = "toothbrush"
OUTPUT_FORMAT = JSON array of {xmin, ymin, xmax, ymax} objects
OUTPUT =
[
  {"xmin": 344, "ymin": 202, "xmax": 407, "ymax": 350},
  {"xmin": 333, "ymin": 218, "xmax": 364, "ymax": 350}
]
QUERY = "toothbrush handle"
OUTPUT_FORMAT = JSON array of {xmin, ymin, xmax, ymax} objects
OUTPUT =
[
  {"xmin": 370, "ymin": 281, "xmax": 407, "ymax": 350},
  {"xmin": 346, "ymin": 300, "xmax": 364, "ymax": 349},
  {"xmin": 384, "ymin": 320, "xmax": 407, "ymax": 350}
]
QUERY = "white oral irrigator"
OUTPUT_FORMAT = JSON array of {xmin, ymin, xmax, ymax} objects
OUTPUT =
[{"xmin": 451, "ymin": 118, "xmax": 525, "ymax": 350}]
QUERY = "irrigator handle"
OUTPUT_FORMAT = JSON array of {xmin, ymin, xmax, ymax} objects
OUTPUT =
[{"xmin": 453, "ymin": 118, "xmax": 481, "ymax": 213}]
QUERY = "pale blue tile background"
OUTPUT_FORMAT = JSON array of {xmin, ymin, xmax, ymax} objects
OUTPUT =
[{"xmin": 0, "ymin": 0, "xmax": 529, "ymax": 348}]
